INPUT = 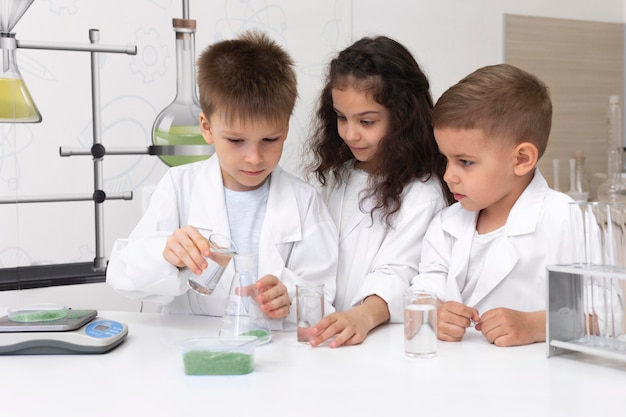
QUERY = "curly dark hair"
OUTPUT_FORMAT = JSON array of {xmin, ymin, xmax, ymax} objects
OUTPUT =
[{"xmin": 307, "ymin": 36, "xmax": 452, "ymax": 226}]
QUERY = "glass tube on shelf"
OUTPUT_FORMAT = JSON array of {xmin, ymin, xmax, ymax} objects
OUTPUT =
[{"xmin": 597, "ymin": 96, "xmax": 626, "ymax": 203}]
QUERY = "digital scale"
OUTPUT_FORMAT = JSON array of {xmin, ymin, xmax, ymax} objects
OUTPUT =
[{"xmin": 0, "ymin": 308, "xmax": 128, "ymax": 355}]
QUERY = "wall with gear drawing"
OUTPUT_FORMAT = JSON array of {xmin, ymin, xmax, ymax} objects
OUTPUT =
[{"xmin": 0, "ymin": 0, "xmax": 622, "ymax": 274}]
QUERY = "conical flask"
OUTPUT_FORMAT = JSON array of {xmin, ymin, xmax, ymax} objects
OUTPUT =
[
  {"xmin": 1, "ymin": 0, "xmax": 42, "ymax": 123},
  {"xmin": 151, "ymin": 18, "xmax": 213, "ymax": 166},
  {"xmin": 220, "ymin": 254, "xmax": 271, "ymax": 345}
]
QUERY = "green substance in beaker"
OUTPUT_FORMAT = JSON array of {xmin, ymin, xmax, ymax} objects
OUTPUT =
[
  {"xmin": 9, "ymin": 310, "xmax": 68, "ymax": 323},
  {"xmin": 183, "ymin": 350, "xmax": 254, "ymax": 375}
]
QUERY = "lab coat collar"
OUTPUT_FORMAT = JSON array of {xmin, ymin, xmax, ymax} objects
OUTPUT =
[
  {"xmin": 441, "ymin": 168, "xmax": 548, "ymax": 239},
  {"xmin": 502, "ymin": 168, "xmax": 548, "ymax": 237},
  {"xmin": 442, "ymin": 168, "xmax": 549, "ymax": 307},
  {"xmin": 337, "ymin": 162, "xmax": 375, "ymax": 242},
  {"xmin": 186, "ymin": 155, "xmax": 302, "ymax": 245},
  {"xmin": 263, "ymin": 164, "xmax": 302, "ymax": 245},
  {"xmin": 186, "ymin": 156, "xmax": 230, "ymax": 237}
]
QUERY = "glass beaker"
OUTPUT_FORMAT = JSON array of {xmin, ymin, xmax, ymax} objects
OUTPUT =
[
  {"xmin": 0, "ymin": 32, "xmax": 41, "ymax": 123},
  {"xmin": 151, "ymin": 18, "xmax": 213, "ymax": 166},
  {"xmin": 220, "ymin": 254, "xmax": 271, "ymax": 345},
  {"xmin": 186, "ymin": 232, "xmax": 238, "ymax": 296}
]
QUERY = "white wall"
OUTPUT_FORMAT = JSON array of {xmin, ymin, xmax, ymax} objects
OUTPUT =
[
  {"xmin": 352, "ymin": 0, "xmax": 624, "ymax": 100},
  {"xmin": 0, "ymin": 0, "xmax": 624, "ymax": 310}
]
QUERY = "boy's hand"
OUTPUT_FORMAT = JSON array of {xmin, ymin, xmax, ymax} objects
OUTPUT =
[
  {"xmin": 475, "ymin": 308, "xmax": 545, "ymax": 346},
  {"xmin": 438, "ymin": 301, "xmax": 480, "ymax": 342},
  {"xmin": 163, "ymin": 226, "xmax": 210, "ymax": 274},
  {"xmin": 255, "ymin": 274, "xmax": 291, "ymax": 319}
]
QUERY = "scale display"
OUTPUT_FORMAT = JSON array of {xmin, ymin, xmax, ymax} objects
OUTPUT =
[{"xmin": 0, "ymin": 308, "xmax": 128, "ymax": 355}]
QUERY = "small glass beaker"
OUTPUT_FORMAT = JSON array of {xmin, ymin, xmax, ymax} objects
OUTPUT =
[
  {"xmin": 220, "ymin": 254, "xmax": 271, "ymax": 345},
  {"xmin": 404, "ymin": 290, "xmax": 437, "ymax": 358},
  {"xmin": 186, "ymin": 231, "xmax": 238, "ymax": 296}
]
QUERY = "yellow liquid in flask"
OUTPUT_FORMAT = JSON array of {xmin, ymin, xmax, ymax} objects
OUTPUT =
[{"xmin": 0, "ymin": 78, "xmax": 41, "ymax": 123}]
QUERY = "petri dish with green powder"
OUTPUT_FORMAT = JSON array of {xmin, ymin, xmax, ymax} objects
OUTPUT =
[
  {"xmin": 182, "ymin": 336, "xmax": 257, "ymax": 375},
  {"xmin": 8, "ymin": 304, "xmax": 69, "ymax": 323}
]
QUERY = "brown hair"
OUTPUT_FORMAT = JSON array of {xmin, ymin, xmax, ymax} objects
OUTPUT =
[
  {"xmin": 433, "ymin": 64, "xmax": 552, "ymax": 158},
  {"xmin": 196, "ymin": 30, "xmax": 297, "ymax": 125}
]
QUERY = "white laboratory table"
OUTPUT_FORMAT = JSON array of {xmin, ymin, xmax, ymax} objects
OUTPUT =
[{"xmin": 0, "ymin": 310, "xmax": 624, "ymax": 417}]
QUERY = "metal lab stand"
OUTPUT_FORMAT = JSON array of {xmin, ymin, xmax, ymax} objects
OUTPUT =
[
  {"xmin": 0, "ymin": 29, "xmax": 137, "ymax": 271},
  {"xmin": 547, "ymin": 264, "xmax": 626, "ymax": 362}
]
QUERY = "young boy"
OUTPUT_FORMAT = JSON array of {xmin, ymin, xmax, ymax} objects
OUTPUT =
[
  {"xmin": 106, "ymin": 30, "xmax": 337, "ymax": 330},
  {"xmin": 410, "ymin": 64, "xmax": 578, "ymax": 347}
]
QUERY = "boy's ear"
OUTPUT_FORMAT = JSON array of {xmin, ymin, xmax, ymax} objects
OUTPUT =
[
  {"xmin": 199, "ymin": 113, "xmax": 214, "ymax": 145},
  {"xmin": 513, "ymin": 142, "xmax": 539, "ymax": 176}
]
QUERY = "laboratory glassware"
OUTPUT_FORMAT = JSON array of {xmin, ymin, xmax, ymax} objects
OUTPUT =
[
  {"xmin": 597, "ymin": 96, "xmax": 626, "ymax": 203},
  {"xmin": 220, "ymin": 254, "xmax": 271, "ymax": 344},
  {"xmin": 186, "ymin": 232, "xmax": 238, "ymax": 296},
  {"xmin": 151, "ymin": 17, "xmax": 213, "ymax": 166},
  {"xmin": 0, "ymin": 0, "xmax": 41, "ymax": 122}
]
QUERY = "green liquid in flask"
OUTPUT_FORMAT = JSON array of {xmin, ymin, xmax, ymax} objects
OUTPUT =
[{"xmin": 153, "ymin": 125, "xmax": 211, "ymax": 167}]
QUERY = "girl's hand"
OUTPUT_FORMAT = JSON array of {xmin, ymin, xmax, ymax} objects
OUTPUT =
[{"xmin": 308, "ymin": 295, "xmax": 390, "ymax": 348}]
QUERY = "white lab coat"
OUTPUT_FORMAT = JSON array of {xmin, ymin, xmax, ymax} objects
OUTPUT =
[
  {"xmin": 412, "ymin": 169, "xmax": 578, "ymax": 314},
  {"xmin": 319, "ymin": 162, "xmax": 448, "ymax": 322},
  {"xmin": 106, "ymin": 156, "xmax": 337, "ymax": 330}
]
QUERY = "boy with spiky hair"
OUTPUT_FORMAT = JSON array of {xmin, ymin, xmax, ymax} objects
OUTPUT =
[{"xmin": 107, "ymin": 30, "xmax": 336, "ymax": 329}]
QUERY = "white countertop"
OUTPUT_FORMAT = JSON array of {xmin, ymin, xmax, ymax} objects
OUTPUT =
[{"xmin": 1, "ymin": 310, "xmax": 624, "ymax": 417}]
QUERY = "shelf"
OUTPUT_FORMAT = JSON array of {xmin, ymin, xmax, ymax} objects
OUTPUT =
[{"xmin": 0, "ymin": 262, "xmax": 106, "ymax": 291}]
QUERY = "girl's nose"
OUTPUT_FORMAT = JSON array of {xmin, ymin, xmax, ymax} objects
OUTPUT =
[{"xmin": 342, "ymin": 121, "xmax": 360, "ymax": 142}]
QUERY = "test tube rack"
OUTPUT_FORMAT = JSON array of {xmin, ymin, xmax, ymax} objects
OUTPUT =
[{"xmin": 547, "ymin": 264, "xmax": 626, "ymax": 362}]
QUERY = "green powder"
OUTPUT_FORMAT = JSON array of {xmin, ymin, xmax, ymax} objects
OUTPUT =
[
  {"xmin": 240, "ymin": 329, "xmax": 270, "ymax": 341},
  {"xmin": 183, "ymin": 350, "xmax": 254, "ymax": 375},
  {"xmin": 9, "ymin": 310, "xmax": 68, "ymax": 323}
]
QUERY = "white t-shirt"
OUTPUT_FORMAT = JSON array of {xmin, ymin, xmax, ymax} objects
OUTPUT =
[
  {"xmin": 462, "ymin": 227, "xmax": 503, "ymax": 303},
  {"xmin": 224, "ymin": 179, "xmax": 270, "ymax": 276}
]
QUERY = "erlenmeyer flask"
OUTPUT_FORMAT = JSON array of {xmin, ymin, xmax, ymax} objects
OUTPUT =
[
  {"xmin": 151, "ymin": 18, "xmax": 213, "ymax": 166},
  {"xmin": 0, "ymin": 33, "xmax": 41, "ymax": 123},
  {"xmin": 220, "ymin": 254, "xmax": 271, "ymax": 345}
]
